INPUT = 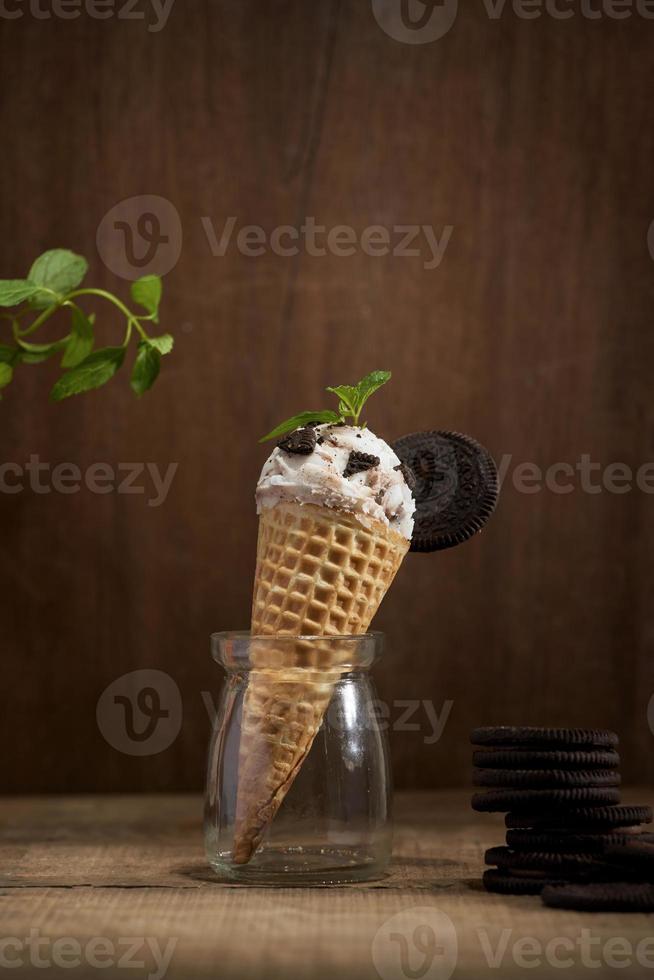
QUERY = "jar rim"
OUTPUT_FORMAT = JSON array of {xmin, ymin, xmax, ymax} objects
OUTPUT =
[
  {"xmin": 211, "ymin": 630, "xmax": 385, "ymax": 643},
  {"xmin": 210, "ymin": 630, "xmax": 385, "ymax": 671}
]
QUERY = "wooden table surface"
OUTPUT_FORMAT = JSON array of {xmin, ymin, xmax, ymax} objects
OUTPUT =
[{"xmin": 1, "ymin": 792, "xmax": 653, "ymax": 979}]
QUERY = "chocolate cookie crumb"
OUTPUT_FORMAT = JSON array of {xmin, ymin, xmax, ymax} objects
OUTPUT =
[
  {"xmin": 343, "ymin": 451, "xmax": 380, "ymax": 479},
  {"xmin": 277, "ymin": 427, "xmax": 317, "ymax": 456}
]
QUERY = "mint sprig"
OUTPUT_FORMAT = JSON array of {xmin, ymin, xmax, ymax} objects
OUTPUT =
[
  {"xmin": 0, "ymin": 248, "xmax": 174, "ymax": 401},
  {"xmin": 260, "ymin": 370, "xmax": 392, "ymax": 442}
]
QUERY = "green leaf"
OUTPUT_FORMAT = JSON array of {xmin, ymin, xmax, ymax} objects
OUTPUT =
[
  {"xmin": 352, "ymin": 370, "xmax": 391, "ymax": 414},
  {"xmin": 50, "ymin": 346, "xmax": 125, "ymax": 401},
  {"xmin": 130, "ymin": 341, "xmax": 161, "ymax": 397},
  {"xmin": 20, "ymin": 351, "xmax": 56, "ymax": 365},
  {"xmin": 260, "ymin": 410, "xmax": 342, "ymax": 443},
  {"xmin": 17, "ymin": 339, "xmax": 62, "ymax": 354},
  {"xmin": 131, "ymin": 275, "xmax": 162, "ymax": 322},
  {"xmin": 0, "ymin": 362, "xmax": 13, "ymax": 389},
  {"xmin": 147, "ymin": 333, "xmax": 174, "ymax": 355},
  {"xmin": 28, "ymin": 249, "xmax": 88, "ymax": 309},
  {"xmin": 0, "ymin": 344, "xmax": 20, "ymax": 365},
  {"xmin": 326, "ymin": 384, "xmax": 359, "ymax": 416},
  {"xmin": 0, "ymin": 279, "xmax": 39, "ymax": 307},
  {"xmin": 326, "ymin": 370, "xmax": 391, "ymax": 423},
  {"xmin": 61, "ymin": 309, "xmax": 95, "ymax": 368},
  {"xmin": 16, "ymin": 336, "xmax": 67, "ymax": 364}
]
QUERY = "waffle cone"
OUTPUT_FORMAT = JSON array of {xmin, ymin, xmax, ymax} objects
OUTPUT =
[{"xmin": 232, "ymin": 501, "xmax": 409, "ymax": 864}]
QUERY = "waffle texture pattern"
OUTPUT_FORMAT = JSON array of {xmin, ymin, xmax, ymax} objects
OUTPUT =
[{"xmin": 232, "ymin": 502, "xmax": 408, "ymax": 864}]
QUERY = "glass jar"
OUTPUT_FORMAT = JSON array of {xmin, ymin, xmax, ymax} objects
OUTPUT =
[{"xmin": 204, "ymin": 631, "xmax": 391, "ymax": 884}]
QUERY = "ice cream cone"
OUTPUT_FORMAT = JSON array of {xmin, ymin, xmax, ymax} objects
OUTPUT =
[{"xmin": 232, "ymin": 501, "xmax": 409, "ymax": 864}]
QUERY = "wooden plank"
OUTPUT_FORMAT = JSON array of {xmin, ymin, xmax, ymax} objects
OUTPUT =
[
  {"xmin": 0, "ymin": 792, "xmax": 486, "ymax": 890},
  {"xmin": 2, "ymin": 793, "xmax": 654, "ymax": 978}
]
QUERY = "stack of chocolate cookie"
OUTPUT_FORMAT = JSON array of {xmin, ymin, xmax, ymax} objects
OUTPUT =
[{"xmin": 471, "ymin": 727, "xmax": 654, "ymax": 911}]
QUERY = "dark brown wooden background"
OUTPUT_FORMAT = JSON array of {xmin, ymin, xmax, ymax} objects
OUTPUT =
[{"xmin": 2, "ymin": 1, "xmax": 653, "ymax": 792}]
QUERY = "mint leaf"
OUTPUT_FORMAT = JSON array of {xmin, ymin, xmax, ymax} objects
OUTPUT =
[
  {"xmin": 61, "ymin": 309, "xmax": 95, "ymax": 368},
  {"xmin": 29, "ymin": 250, "xmax": 88, "ymax": 309},
  {"xmin": 260, "ymin": 410, "xmax": 342, "ymax": 443},
  {"xmin": 2, "ymin": 342, "xmax": 51, "ymax": 366},
  {"xmin": 50, "ymin": 347, "xmax": 125, "ymax": 401},
  {"xmin": 0, "ymin": 280, "xmax": 39, "ymax": 307},
  {"xmin": 130, "ymin": 341, "xmax": 161, "ymax": 396},
  {"xmin": 325, "ymin": 384, "xmax": 359, "ymax": 417},
  {"xmin": 0, "ymin": 362, "xmax": 13, "ymax": 389},
  {"xmin": 16, "ymin": 336, "xmax": 67, "ymax": 365},
  {"xmin": 352, "ymin": 370, "xmax": 391, "ymax": 414},
  {"xmin": 131, "ymin": 275, "xmax": 162, "ymax": 322},
  {"xmin": 147, "ymin": 333, "xmax": 174, "ymax": 355},
  {"xmin": 326, "ymin": 370, "xmax": 391, "ymax": 423},
  {"xmin": 0, "ymin": 345, "xmax": 19, "ymax": 365}
]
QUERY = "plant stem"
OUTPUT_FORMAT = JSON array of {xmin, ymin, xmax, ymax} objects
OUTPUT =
[
  {"xmin": 68, "ymin": 288, "xmax": 149, "ymax": 342},
  {"xmin": 16, "ymin": 301, "xmax": 62, "ymax": 337}
]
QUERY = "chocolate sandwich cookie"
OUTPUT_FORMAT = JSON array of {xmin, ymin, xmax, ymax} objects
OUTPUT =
[
  {"xmin": 471, "ymin": 727, "xmax": 619, "ymax": 750},
  {"xmin": 483, "ymin": 868, "xmax": 568, "ymax": 896},
  {"xmin": 484, "ymin": 846, "xmax": 632, "ymax": 879},
  {"xmin": 391, "ymin": 431, "xmax": 498, "ymax": 553},
  {"xmin": 486, "ymin": 845, "xmax": 596, "ymax": 872},
  {"xmin": 473, "ymin": 769, "xmax": 621, "ymax": 789},
  {"xmin": 542, "ymin": 882, "xmax": 654, "ymax": 913},
  {"xmin": 472, "ymin": 787, "xmax": 621, "ymax": 813},
  {"xmin": 602, "ymin": 840, "xmax": 654, "ymax": 878},
  {"xmin": 505, "ymin": 804, "xmax": 653, "ymax": 831},
  {"xmin": 473, "ymin": 749, "xmax": 621, "ymax": 771},
  {"xmin": 506, "ymin": 829, "xmax": 654, "ymax": 853}
]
